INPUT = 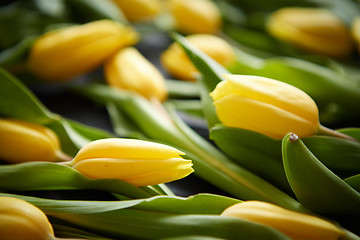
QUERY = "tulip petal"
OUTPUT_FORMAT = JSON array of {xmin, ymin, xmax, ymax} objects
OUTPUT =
[
  {"xmin": 221, "ymin": 74, "xmax": 319, "ymax": 125},
  {"xmin": 29, "ymin": 20, "xmax": 138, "ymax": 81},
  {"xmin": 72, "ymin": 157, "xmax": 193, "ymax": 186},
  {"xmin": 105, "ymin": 47, "xmax": 167, "ymax": 101},
  {"xmin": 72, "ymin": 138, "xmax": 185, "ymax": 164},
  {"xmin": 221, "ymin": 201, "xmax": 344, "ymax": 240},
  {"xmin": 213, "ymin": 95, "xmax": 318, "ymax": 139}
]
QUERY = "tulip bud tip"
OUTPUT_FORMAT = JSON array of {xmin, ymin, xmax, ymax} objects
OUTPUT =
[{"xmin": 289, "ymin": 133, "xmax": 299, "ymax": 142}]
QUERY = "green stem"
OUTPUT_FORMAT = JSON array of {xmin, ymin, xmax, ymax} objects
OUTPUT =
[{"xmin": 318, "ymin": 125, "xmax": 359, "ymax": 142}]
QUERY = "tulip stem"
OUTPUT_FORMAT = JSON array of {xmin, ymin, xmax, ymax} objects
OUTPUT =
[{"xmin": 318, "ymin": 125, "xmax": 358, "ymax": 142}]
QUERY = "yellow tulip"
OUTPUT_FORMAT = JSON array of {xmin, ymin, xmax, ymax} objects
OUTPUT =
[
  {"xmin": 105, "ymin": 47, "xmax": 167, "ymax": 102},
  {"xmin": 70, "ymin": 138, "xmax": 194, "ymax": 186},
  {"xmin": 267, "ymin": 7, "xmax": 353, "ymax": 58},
  {"xmin": 161, "ymin": 34, "xmax": 236, "ymax": 81},
  {"xmin": 28, "ymin": 20, "xmax": 139, "ymax": 82},
  {"xmin": 0, "ymin": 197, "xmax": 54, "ymax": 240},
  {"xmin": 112, "ymin": 0, "xmax": 162, "ymax": 22},
  {"xmin": 221, "ymin": 201, "xmax": 344, "ymax": 240},
  {"xmin": 352, "ymin": 17, "xmax": 360, "ymax": 52},
  {"xmin": 210, "ymin": 74, "xmax": 319, "ymax": 139},
  {"xmin": 0, "ymin": 118, "xmax": 66, "ymax": 163},
  {"xmin": 167, "ymin": 0, "xmax": 221, "ymax": 34}
]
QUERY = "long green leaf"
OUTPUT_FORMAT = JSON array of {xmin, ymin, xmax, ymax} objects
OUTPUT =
[
  {"xmin": 282, "ymin": 133, "xmax": 360, "ymax": 216},
  {"xmin": 0, "ymin": 67, "xmax": 55, "ymax": 124},
  {"xmin": 0, "ymin": 193, "xmax": 290, "ymax": 240},
  {"xmin": 0, "ymin": 162, "xmax": 153, "ymax": 199}
]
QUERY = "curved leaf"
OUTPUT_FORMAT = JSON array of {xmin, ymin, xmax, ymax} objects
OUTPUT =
[
  {"xmin": 282, "ymin": 133, "xmax": 360, "ymax": 216},
  {"xmin": 302, "ymin": 135, "xmax": 360, "ymax": 174},
  {"xmin": 0, "ymin": 162, "xmax": 153, "ymax": 199},
  {"xmin": 0, "ymin": 193, "xmax": 290, "ymax": 240},
  {"xmin": 0, "ymin": 67, "xmax": 55, "ymax": 124},
  {"xmin": 345, "ymin": 175, "xmax": 360, "ymax": 193},
  {"xmin": 210, "ymin": 126, "xmax": 291, "ymax": 193}
]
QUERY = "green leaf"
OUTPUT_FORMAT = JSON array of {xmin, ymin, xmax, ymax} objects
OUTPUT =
[
  {"xmin": 282, "ymin": 133, "xmax": 360, "ymax": 216},
  {"xmin": 0, "ymin": 67, "xmax": 55, "ymax": 124},
  {"xmin": 210, "ymin": 126, "xmax": 292, "ymax": 193},
  {"xmin": 345, "ymin": 175, "xmax": 360, "ymax": 193},
  {"xmin": 0, "ymin": 162, "xmax": 153, "ymax": 199},
  {"xmin": 302, "ymin": 135, "xmax": 360, "ymax": 174},
  {"xmin": 166, "ymin": 79, "xmax": 200, "ymax": 99},
  {"xmin": 65, "ymin": 118, "xmax": 114, "ymax": 141},
  {"xmin": 172, "ymin": 32, "xmax": 228, "ymax": 91},
  {"xmin": 0, "ymin": 193, "xmax": 290, "ymax": 240}
]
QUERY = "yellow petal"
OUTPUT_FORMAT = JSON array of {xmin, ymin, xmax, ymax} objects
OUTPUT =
[
  {"xmin": 72, "ymin": 138, "xmax": 185, "ymax": 164},
  {"xmin": 221, "ymin": 201, "xmax": 344, "ymax": 240},
  {"xmin": 161, "ymin": 34, "xmax": 236, "ymax": 81},
  {"xmin": 72, "ymin": 157, "xmax": 193, "ymax": 186},
  {"xmin": 267, "ymin": 7, "xmax": 353, "ymax": 58},
  {"xmin": 0, "ymin": 197, "xmax": 54, "ymax": 240},
  {"xmin": 105, "ymin": 47, "xmax": 167, "ymax": 101},
  {"xmin": 220, "ymin": 74, "xmax": 319, "ymax": 125},
  {"xmin": 213, "ymin": 95, "xmax": 318, "ymax": 139},
  {"xmin": 112, "ymin": 0, "xmax": 162, "ymax": 22},
  {"xmin": 167, "ymin": 0, "xmax": 221, "ymax": 34},
  {"xmin": 28, "ymin": 20, "xmax": 138, "ymax": 82},
  {"xmin": 0, "ymin": 119, "xmax": 61, "ymax": 163}
]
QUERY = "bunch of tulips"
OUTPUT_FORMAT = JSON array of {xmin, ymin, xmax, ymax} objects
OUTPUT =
[{"xmin": 0, "ymin": 0, "xmax": 360, "ymax": 239}]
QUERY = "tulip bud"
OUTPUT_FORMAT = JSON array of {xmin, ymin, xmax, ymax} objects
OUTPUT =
[
  {"xmin": 167, "ymin": 0, "xmax": 221, "ymax": 34},
  {"xmin": 0, "ymin": 118, "xmax": 65, "ymax": 163},
  {"xmin": 70, "ymin": 138, "xmax": 194, "ymax": 186},
  {"xmin": 161, "ymin": 34, "xmax": 236, "ymax": 81},
  {"xmin": 352, "ymin": 17, "xmax": 360, "ymax": 52},
  {"xmin": 105, "ymin": 47, "xmax": 167, "ymax": 102},
  {"xmin": 0, "ymin": 197, "xmax": 54, "ymax": 240},
  {"xmin": 221, "ymin": 201, "xmax": 344, "ymax": 240},
  {"xmin": 267, "ymin": 7, "xmax": 353, "ymax": 58},
  {"xmin": 210, "ymin": 74, "xmax": 320, "ymax": 139},
  {"xmin": 28, "ymin": 20, "xmax": 139, "ymax": 82},
  {"xmin": 112, "ymin": 0, "xmax": 162, "ymax": 22}
]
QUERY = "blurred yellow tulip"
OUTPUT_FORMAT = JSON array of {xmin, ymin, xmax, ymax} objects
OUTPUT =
[
  {"xmin": 0, "ymin": 197, "xmax": 54, "ymax": 240},
  {"xmin": 28, "ymin": 20, "xmax": 138, "ymax": 82},
  {"xmin": 161, "ymin": 34, "xmax": 236, "ymax": 81},
  {"xmin": 105, "ymin": 47, "xmax": 167, "ymax": 101},
  {"xmin": 112, "ymin": 0, "xmax": 162, "ymax": 22},
  {"xmin": 267, "ymin": 7, "xmax": 353, "ymax": 58},
  {"xmin": 0, "ymin": 118, "xmax": 67, "ymax": 163},
  {"xmin": 71, "ymin": 138, "xmax": 194, "ymax": 186},
  {"xmin": 221, "ymin": 201, "xmax": 344, "ymax": 240},
  {"xmin": 352, "ymin": 17, "xmax": 360, "ymax": 52},
  {"xmin": 210, "ymin": 74, "xmax": 319, "ymax": 139},
  {"xmin": 167, "ymin": 0, "xmax": 221, "ymax": 34}
]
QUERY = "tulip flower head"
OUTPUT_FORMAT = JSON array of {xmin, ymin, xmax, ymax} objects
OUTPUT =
[
  {"xmin": 71, "ymin": 138, "xmax": 194, "ymax": 186},
  {"xmin": 28, "ymin": 20, "xmax": 139, "ymax": 82},
  {"xmin": 210, "ymin": 74, "xmax": 320, "ymax": 139},
  {"xmin": 105, "ymin": 47, "xmax": 168, "ymax": 102},
  {"xmin": 0, "ymin": 118, "xmax": 66, "ymax": 163},
  {"xmin": 112, "ymin": 0, "xmax": 162, "ymax": 22},
  {"xmin": 161, "ymin": 34, "xmax": 236, "ymax": 81},
  {"xmin": 267, "ymin": 7, "xmax": 353, "ymax": 58},
  {"xmin": 0, "ymin": 197, "xmax": 54, "ymax": 240},
  {"xmin": 221, "ymin": 201, "xmax": 344, "ymax": 240},
  {"xmin": 167, "ymin": 0, "xmax": 221, "ymax": 34}
]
